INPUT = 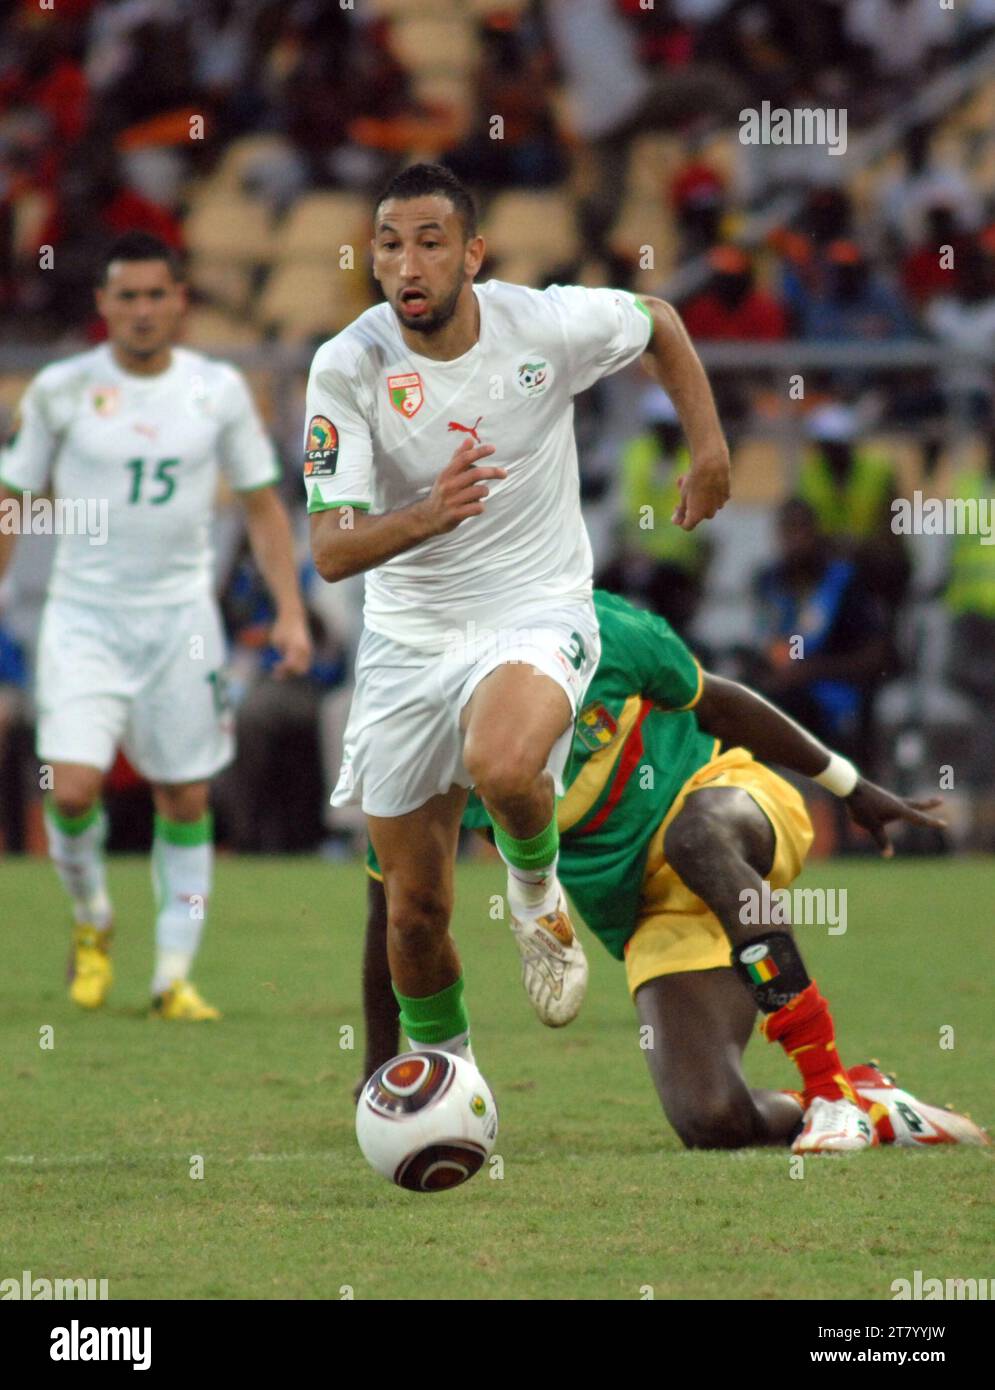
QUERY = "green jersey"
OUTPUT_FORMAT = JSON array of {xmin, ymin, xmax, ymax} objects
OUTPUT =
[{"xmin": 366, "ymin": 589, "xmax": 717, "ymax": 959}]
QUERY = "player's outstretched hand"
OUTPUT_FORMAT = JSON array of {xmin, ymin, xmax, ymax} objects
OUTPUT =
[
  {"xmin": 420, "ymin": 436, "xmax": 506, "ymax": 535},
  {"xmin": 844, "ymin": 779, "xmax": 946, "ymax": 858},
  {"xmin": 672, "ymin": 452, "xmax": 731, "ymax": 530},
  {"xmin": 270, "ymin": 610, "xmax": 313, "ymax": 678}
]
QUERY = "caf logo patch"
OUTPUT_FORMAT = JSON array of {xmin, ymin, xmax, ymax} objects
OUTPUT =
[{"xmin": 304, "ymin": 415, "xmax": 338, "ymax": 476}]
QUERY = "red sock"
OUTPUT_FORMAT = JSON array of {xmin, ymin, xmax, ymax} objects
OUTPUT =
[{"xmin": 761, "ymin": 981, "xmax": 861, "ymax": 1106}]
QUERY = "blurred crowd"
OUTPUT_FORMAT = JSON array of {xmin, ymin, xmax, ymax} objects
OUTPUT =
[{"xmin": 2, "ymin": 0, "xmax": 995, "ymax": 857}]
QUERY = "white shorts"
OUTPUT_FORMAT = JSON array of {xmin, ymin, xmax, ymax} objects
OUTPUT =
[
  {"xmin": 331, "ymin": 601, "xmax": 601, "ymax": 818},
  {"xmin": 36, "ymin": 594, "xmax": 235, "ymax": 783}
]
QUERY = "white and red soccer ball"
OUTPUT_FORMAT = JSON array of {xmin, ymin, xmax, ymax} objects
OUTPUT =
[{"xmin": 356, "ymin": 1051, "xmax": 498, "ymax": 1192}]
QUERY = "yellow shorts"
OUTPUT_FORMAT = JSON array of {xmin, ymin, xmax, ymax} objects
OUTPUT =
[{"xmin": 623, "ymin": 746, "xmax": 814, "ymax": 997}]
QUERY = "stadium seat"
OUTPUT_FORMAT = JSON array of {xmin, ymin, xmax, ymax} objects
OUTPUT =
[
  {"xmin": 186, "ymin": 258, "xmax": 255, "ymax": 315},
  {"xmin": 185, "ymin": 195, "xmax": 275, "ymax": 266},
  {"xmin": 256, "ymin": 263, "xmax": 371, "ymax": 341},
  {"xmin": 182, "ymin": 306, "xmax": 261, "ymax": 349},
  {"xmin": 277, "ymin": 193, "xmax": 372, "ymax": 263},
  {"xmin": 484, "ymin": 190, "xmax": 578, "ymax": 273},
  {"xmin": 609, "ymin": 194, "xmax": 676, "ymax": 273},
  {"xmin": 626, "ymin": 133, "xmax": 686, "ymax": 199},
  {"xmin": 213, "ymin": 134, "xmax": 300, "ymax": 191},
  {"xmin": 388, "ymin": 18, "xmax": 479, "ymax": 76}
]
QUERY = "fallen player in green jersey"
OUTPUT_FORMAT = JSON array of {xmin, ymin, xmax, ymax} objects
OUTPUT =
[{"xmin": 360, "ymin": 590, "xmax": 987, "ymax": 1152}]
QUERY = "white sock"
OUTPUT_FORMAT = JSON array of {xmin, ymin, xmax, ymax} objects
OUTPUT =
[
  {"xmin": 45, "ymin": 802, "xmax": 113, "ymax": 929},
  {"xmin": 408, "ymin": 1031, "xmax": 476, "ymax": 1067},
  {"xmin": 502, "ymin": 862, "xmax": 560, "ymax": 919},
  {"xmin": 151, "ymin": 815, "xmax": 213, "ymax": 996}
]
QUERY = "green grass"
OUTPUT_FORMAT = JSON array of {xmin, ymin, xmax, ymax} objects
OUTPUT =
[{"xmin": 1, "ymin": 855, "xmax": 992, "ymax": 1300}]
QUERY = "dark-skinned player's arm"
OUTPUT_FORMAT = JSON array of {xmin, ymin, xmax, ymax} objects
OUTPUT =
[
  {"xmin": 637, "ymin": 297, "xmax": 731, "ymax": 530},
  {"xmin": 692, "ymin": 673, "xmax": 946, "ymax": 857},
  {"xmin": 311, "ymin": 436, "xmax": 507, "ymax": 582}
]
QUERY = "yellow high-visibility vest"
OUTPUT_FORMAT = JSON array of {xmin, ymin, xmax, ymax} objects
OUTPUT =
[
  {"xmin": 946, "ymin": 468, "xmax": 995, "ymax": 618},
  {"xmin": 621, "ymin": 435, "xmax": 703, "ymax": 572},
  {"xmin": 798, "ymin": 449, "xmax": 894, "ymax": 539}
]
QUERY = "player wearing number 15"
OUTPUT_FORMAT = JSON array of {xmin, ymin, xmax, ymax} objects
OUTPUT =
[{"xmin": 0, "ymin": 232, "xmax": 312, "ymax": 1017}]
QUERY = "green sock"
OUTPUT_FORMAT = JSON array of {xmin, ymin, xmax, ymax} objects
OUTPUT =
[
  {"xmin": 492, "ymin": 813, "xmax": 559, "ymax": 875},
  {"xmin": 393, "ymin": 976, "xmax": 470, "ymax": 1050}
]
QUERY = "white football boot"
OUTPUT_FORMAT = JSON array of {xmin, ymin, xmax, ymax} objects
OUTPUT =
[
  {"xmin": 509, "ymin": 886, "xmax": 588, "ymax": 1027},
  {"xmin": 849, "ymin": 1063, "xmax": 990, "ymax": 1147},
  {"xmin": 792, "ymin": 1095, "xmax": 879, "ymax": 1154}
]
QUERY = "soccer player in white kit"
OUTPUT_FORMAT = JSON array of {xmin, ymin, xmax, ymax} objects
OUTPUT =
[
  {"xmin": 306, "ymin": 165, "xmax": 729, "ymax": 1066},
  {"xmin": 0, "ymin": 232, "xmax": 312, "ymax": 1018}
]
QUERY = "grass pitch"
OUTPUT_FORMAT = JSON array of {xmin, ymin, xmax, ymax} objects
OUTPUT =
[{"xmin": 2, "ymin": 855, "xmax": 992, "ymax": 1301}]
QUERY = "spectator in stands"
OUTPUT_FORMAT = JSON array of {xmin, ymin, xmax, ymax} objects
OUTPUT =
[
  {"xmin": 845, "ymin": 0, "xmax": 952, "ymax": 91},
  {"xmin": 598, "ymin": 387, "xmax": 709, "ymax": 637},
  {"xmin": 882, "ymin": 123, "xmax": 982, "ymax": 257},
  {"xmin": 798, "ymin": 403, "xmax": 911, "ymax": 612},
  {"xmin": 750, "ymin": 498, "xmax": 891, "ymax": 769},
  {"xmin": 925, "ymin": 234, "xmax": 995, "ymax": 425},
  {"xmin": 545, "ymin": 0, "xmax": 742, "ymax": 257},
  {"xmin": 681, "ymin": 246, "xmax": 788, "ymax": 341},
  {"xmin": 670, "ymin": 154, "xmax": 726, "ymax": 260},
  {"xmin": 798, "ymin": 239, "xmax": 919, "ymax": 342},
  {"xmin": 0, "ymin": 619, "xmax": 30, "ymax": 853},
  {"xmin": 215, "ymin": 548, "xmax": 344, "ymax": 854},
  {"xmin": 902, "ymin": 199, "xmax": 976, "ymax": 308},
  {"xmin": 446, "ymin": 18, "xmax": 564, "ymax": 190},
  {"xmin": 945, "ymin": 426, "xmax": 995, "ymax": 847}
]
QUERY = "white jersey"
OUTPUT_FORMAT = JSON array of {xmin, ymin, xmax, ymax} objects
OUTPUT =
[
  {"xmin": 303, "ymin": 279, "xmax": 653, "ymax": 651},
  {"xmin": 0, "ymin": 344, "xmax": 280, "ymax": 607}
]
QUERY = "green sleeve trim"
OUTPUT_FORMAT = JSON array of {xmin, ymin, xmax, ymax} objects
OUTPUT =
[
  {"xmin": 0, "ymin": 472, "xmax": 26, "ymax": 495},
  {"xmin": 45, "ymin": 797, "xmax": 103, "ymax": 836},
  {"xmin": 307, "ymin": 497, "xmax": 371, "ymax": 515},
  {"xmin": 154, "ymin": 811, "xmax": 214, "ymax": 847},
  {"xmin": 633, "ymin": 297, "xmax": 654, "ymax": 343}
]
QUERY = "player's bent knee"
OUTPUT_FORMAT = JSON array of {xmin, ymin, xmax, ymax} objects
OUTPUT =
[
  {"xmin": 668, "ymin": 1092, "xmax": 761, "ymax": 1151},
  {"xmin": 463, "ymin": 743, "xmax": 544, "ymax": 805}
]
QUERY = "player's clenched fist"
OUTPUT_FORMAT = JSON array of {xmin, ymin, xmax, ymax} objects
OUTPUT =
[{"xmin": 418, "ymin": 435, "xmax": 506, "ymax": 534}]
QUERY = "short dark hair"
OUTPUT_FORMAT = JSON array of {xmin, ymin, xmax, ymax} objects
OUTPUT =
[
  {"xmin": 101, "ymin": 231, "xmax": 181, "ymax": 283},
  {"xmin": 374, "ymin": 162, "xmax": 477, "ymax": 240}
]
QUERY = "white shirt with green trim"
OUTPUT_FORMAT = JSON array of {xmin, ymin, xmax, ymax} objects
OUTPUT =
[
  {"xmin": 0, "ymin": 344, "xmax": 279, "ymax": 607},
  {"xmin": 303, "ymin": 279, "xmax": 653, "ymax": 652}
]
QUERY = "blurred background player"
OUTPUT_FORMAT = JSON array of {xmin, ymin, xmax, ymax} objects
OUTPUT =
[
  {"xmin": 306, "ymin": 162, "xmax": 730, "ymax": 1073},
  {"xmin": 0, "ymin": 232, "xmax": 311, "ymax": 1017},
  {"xmin": 361, "ymin": 589, "xmax": 985, "ymax": 1153}
]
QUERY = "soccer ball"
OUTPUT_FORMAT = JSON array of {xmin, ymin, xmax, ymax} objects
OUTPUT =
[{"xmin": 356, "ymin": 1051, "xmax": 498, "ymax": 1193}]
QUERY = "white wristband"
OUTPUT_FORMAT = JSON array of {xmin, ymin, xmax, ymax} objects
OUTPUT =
[{"xmin": 814, "ymin": 752, "xmax": 859, "ymax": 797}]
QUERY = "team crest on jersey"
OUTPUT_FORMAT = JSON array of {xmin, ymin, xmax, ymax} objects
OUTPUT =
[
  {"xmin": 387, "ymin": 372, "xmax": 424, "ymax": 419},
  {"xmin": 304, "ymin": 415, "xmax": 339, "ymax": 477},
  {"xmin": 577, "ymin": 702, "xmax": 618, "ymax": 751},
  {"xmin": 514, "ymin": 358, "xmax": 551, "ymax": 398},
  {"xmin": 90, "ymin": 387, "xmax": 120, "ymax": 417}
]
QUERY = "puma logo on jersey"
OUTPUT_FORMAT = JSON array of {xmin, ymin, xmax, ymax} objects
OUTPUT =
[
  {"xmin": 448, "ymin": 416, "xmax": 483, "ymax": 444},
  {"xmin": 133, "ymin": 423, "xmax": 158, "ymax": 440}
]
